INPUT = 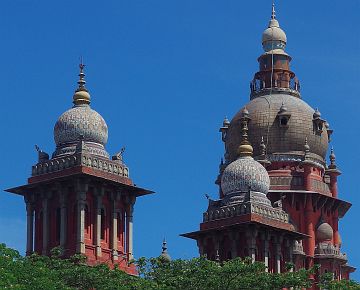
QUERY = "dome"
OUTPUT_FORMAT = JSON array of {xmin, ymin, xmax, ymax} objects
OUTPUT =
[
  {"xmin": 52, "ymin": 63, "xmax": 110, "ymax": 159},
  {"xmin": 54, "ymin": 105, "xmax": 108, "ymax": 146},
  {"xmin": 316, "ymin": 222, "xmax": 333, "ymax": 242},
  {"xmin": 221, "ymin": 156, "xmax": 270, "ymax": 195},
  {"xmin": 225, "ymin": 94, "xmax": 329, "ymax": 163},
  {"xmin": 262, "ymin": 5, "xmax": 287, "ymax": 52}
]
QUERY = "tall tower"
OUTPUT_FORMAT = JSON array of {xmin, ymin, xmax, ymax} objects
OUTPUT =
[
  {"xmin": 183, "ymin": 4, "xmax": 355, "ymax": 283},
  {"xmin": 6, "ymin": 64, "xmax": 152, "ymax": 274}
]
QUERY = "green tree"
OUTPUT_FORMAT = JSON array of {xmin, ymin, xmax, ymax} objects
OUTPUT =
[{"xmin": 0, "ymin": 243, "xmax": 359, "ymax": 290}]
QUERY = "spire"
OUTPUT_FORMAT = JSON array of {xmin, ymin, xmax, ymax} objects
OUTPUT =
[
  {"xmin": 238, "ymin": 108, "xmax": 253, "ymax": 157},
  {"xmin": 271, "ymin": 2, "xmax": 276, "ymax": 20},
  {"xmin": 329, "ymin": 147, "xmax": 337, "ymax": 169},
  {"xmin": 159, "ymin": 238, "xmax": 171, "ymax": 262},
  {"xmin": 73, "ymin": 60, "xmax": 91, "ymax": 106}
]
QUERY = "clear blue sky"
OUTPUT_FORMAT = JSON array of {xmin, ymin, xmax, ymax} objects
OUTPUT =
[{"xmin": 0, "ymin": 0, "xmax": 359, "ymax": 280}]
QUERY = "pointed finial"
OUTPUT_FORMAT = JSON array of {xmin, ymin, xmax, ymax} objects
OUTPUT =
[
  {"xmin": 159, "ymin": 238, "xmax": 171, "ymax": 262},
  {"xmin": 238, "ymin": 109, "xmax": 253, "ymax": 157},
  {"xmin": 223, "ymin": 116, "xmax": 230, "ymax": 127},
  {"xmin": 260, "ymin": 136, "xmax": 266, "ymax": 156},
  {"xmin": 271, "ymin": 1, "xmax": 276, "ymax": 19},
  {"xmin": 73, "ymin": 59, "xmax": 91, "ymax": 106},
  {"xmin": 329, "ymin": 147, "xmax": 337, "ymax": 169},
  {"xmin": 304, "ymin": 137, "xmax": 310, "ymax": 155}
]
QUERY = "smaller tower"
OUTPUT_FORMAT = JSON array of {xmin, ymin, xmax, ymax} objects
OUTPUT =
[{"xmin": 6, "ymin": 64, "xmax": 153, "ymax": 274}]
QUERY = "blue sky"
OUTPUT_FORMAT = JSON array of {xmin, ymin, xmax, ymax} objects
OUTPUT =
[{"xmin": 0, "ymin": 0, "xmax": 359, "ymax": 280}]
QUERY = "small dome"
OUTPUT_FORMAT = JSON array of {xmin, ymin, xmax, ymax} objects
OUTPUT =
[
  {"xmin": 54, "ymin": 105, "xmax": 108, "ymax": 146},
  {"xmin": 221, "ymin": 156, "xmax": 270, "ymax": 195},
  {"xmin": 262, "ymin": 5, "xmax": 287, "ymax": 52},
  {"xmin": 316, "ymin": 222, "xmax": 333, "ymax": 242}
]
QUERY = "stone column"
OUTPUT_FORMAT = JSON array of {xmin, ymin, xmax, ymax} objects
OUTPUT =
[
  {"xmin": 25, "ymin": 196, "xmax": 34, "ymax": 256},
  {"xmin": 76, "ymin": 191, "xmax": 86, "ymax": 254},
  {"xmin": 288, "ymin": 240, "xmax": 294, "ymax": 272},
  {"xmin": 42, "ymin": 195, "xmax": 49, "ymax": 255},
  {"xmin": 59, "ymin": 192, "xmax": 67, "ymax": 252},
  {"xmin": 275, "ymin": 236, "xmax": 283, "ymax": 273},
  {"xmin": 246, "ymin": 227, "xmax": 258, "ymax": 263},
  {"xmin": 264, "ymin": 235, "xmax": 270, "ymax": 272},
  {"xmin": 95, "ymin": 192, "xmax": 103, "ymax": 257},
  {"xmin": 197, "ymin": 237, "xmax": 205, "ymax": 257},
  {"xmin": 111, "ymin": 197, "xmax": 118, "ymax": 261},
  {"xmin": 127, "ymin": 198, "xmax": 135, "ymax": 260},
  {"xmin": 229, "ymin": 231, "xmax": 239, "ymax": 259},
  {"xmin": 303, "ymin": 165, "xmax": 312, "ymax": 191}
]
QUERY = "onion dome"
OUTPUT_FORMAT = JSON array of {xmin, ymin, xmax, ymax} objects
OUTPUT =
[
  {"xmin": 262, "ymin": 3, "xmax": 287, "ymax": 52},
  {"xmin": 53, "ymin": 63, "xmax": 109, "ymax": 158},
  {"xmin": 316, "ymin": 222, "xmax": 333, "ymax": 242},
  {"xmin": 159, "ymin": 239, "xmax": 171, "ymax": 262},
  {"xmin": 221, "ymin": 109, "xmax": 270, "ymax": 195}
]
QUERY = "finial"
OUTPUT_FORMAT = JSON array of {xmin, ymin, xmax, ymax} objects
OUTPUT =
[
  {"xmin": 260, "ymin": 136, "xmax": 266, "ymax": 156},
  {"xmin": 160, "ymin": 238, "xmax": 171, "ymax": 262},
  {"xmin": 271, "ymin": 1, "xmax": 276, "ymax": 19},
  {"xmin": 304, "ymin": 137, "xmax": 310, "ymax": 155},
  {"xmin": 238, "ymin": 109, "xmax": 253, "ymax": 157},
  {"xmin": 223, "ymin": 116, "xmax": 230, "ymax": 127},
  {"xmin": 73, "ymin": 60, "xmax": 91, "ymax": 106},
  {"xmin": 162, "ymin": 238, "xmax": 167, "ymax": 253},
  {"xmin": 329, "ymin": 147, "xmax": 337, "ymax": 169}
]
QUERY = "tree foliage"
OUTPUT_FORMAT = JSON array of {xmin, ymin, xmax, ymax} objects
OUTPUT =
[{"xmin": 0, "ymin": 243, "xmax": 358, "ymax": 290}]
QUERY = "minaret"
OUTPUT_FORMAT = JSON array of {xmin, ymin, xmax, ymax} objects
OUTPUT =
[{"xmin": 6, "ymin": 64, "xmax": 153, "ymax": 274}]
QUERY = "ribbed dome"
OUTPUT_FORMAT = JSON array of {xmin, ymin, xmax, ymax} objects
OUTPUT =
[
  {"xmin": 316, "ymin": 222, "xmax": 333, "ymax": 242},
  {"xmin": 221, "ymin": 156, "xmax": 270, "ymax": 195},
  {"xmin": 54, "ymin": 105, "xmax": 108, "ymax": 146},
  {"xmin": 225, "ymin": 94, "xmax": 329, "ymax": 163}
]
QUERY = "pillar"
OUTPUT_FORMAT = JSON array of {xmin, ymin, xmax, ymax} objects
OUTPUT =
[
  {"xmin": 328, "ymin": 172, "xmax": 339, "ymax": 198},
  {"xmin": 275, "ymin": 236, "xmax": 283, "ymax": 273},
  {"xmin": 246, "ymin": 227, "xmax": 258, "ymax": 263},
  {"xmin": 303, "ymin": 165, "xmax": 312, "ymax": 191},
  {"xmin": 42, "ymin": 196, "xmax": 49, "ymax": 255},
  {"xmin": 112, "ymin": 204, "xmax": 118, "ymax": 260},
  {"xmin": 197, "ymin": 237, "xmax": 205, "ymax": 257},
  {"xmin": 76, "ymin": 191, "xmax": 86, "ymax": 254},
  {"xmin": 95, "ymin": 193, "xmax": 102, "ymax": 257},
  {"xmin": 127, "ymin": 197, "xmax": 135, "ymax": 260},
  {"xmin": 230, "ymin": 231, "xmax": 238, "ymax": 258},
  {"xmin": 25, "ymin": 198, "xmax": 34, "ymax": 255},
  {"xmin": 304, "ymin": 196, "xmax": 315, "ymax": 278},
  {"xmin": 332, "ymin": 210, "xmax": 339, "ymax": 246},
  {"xmin": 264, "ymin": 235, "xmax": 270, "ymax": 272},
  {"xmin": 59, "ymin": 192, "xmax": 67, "ymax": 251}
]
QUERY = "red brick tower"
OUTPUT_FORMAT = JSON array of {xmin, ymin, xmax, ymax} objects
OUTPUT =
[
  {"xmin": 182, "ymin": 3, "xmax": 354, "ymax": 284},
  {"xmin": 6, "ymin": 64, "xmax": 152, "ymax": 274}
]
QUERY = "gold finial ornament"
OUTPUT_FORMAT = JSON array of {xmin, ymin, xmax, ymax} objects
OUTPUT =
[
  {"xmin": 238, "ymin": 108, "xmax": 253, "ymax": 157},
  {"xmin": 73, "ymin": 60, "xmax": 91, "ymax": 106}
]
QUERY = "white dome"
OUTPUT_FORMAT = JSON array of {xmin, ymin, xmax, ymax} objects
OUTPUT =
[
  {"xmin": 54, "ymin": 105, "xmax": 108, "ymax": 146},
  {"xmin": 221, "ymin": 156, "xmax": 270, "ymax": 195},
  {"xmin": 262, "ymin": 19, "xmax": 287, "ymax": 52}
]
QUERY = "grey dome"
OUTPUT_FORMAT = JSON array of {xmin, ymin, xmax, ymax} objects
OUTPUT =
[
  {"xmin": 54, "ymin": 105, "xmax": 108, "ymax": 146},
  {"xmin": 225, "ymin": 94, "xmax": 329, "ymax": 163},
  {"xmin": 221, "ymin": 156, "xmax": 270, "ymax": 195},
  {"xmin": 316, "ymin": 222, "xmax": 333, "ymax": 242}
]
